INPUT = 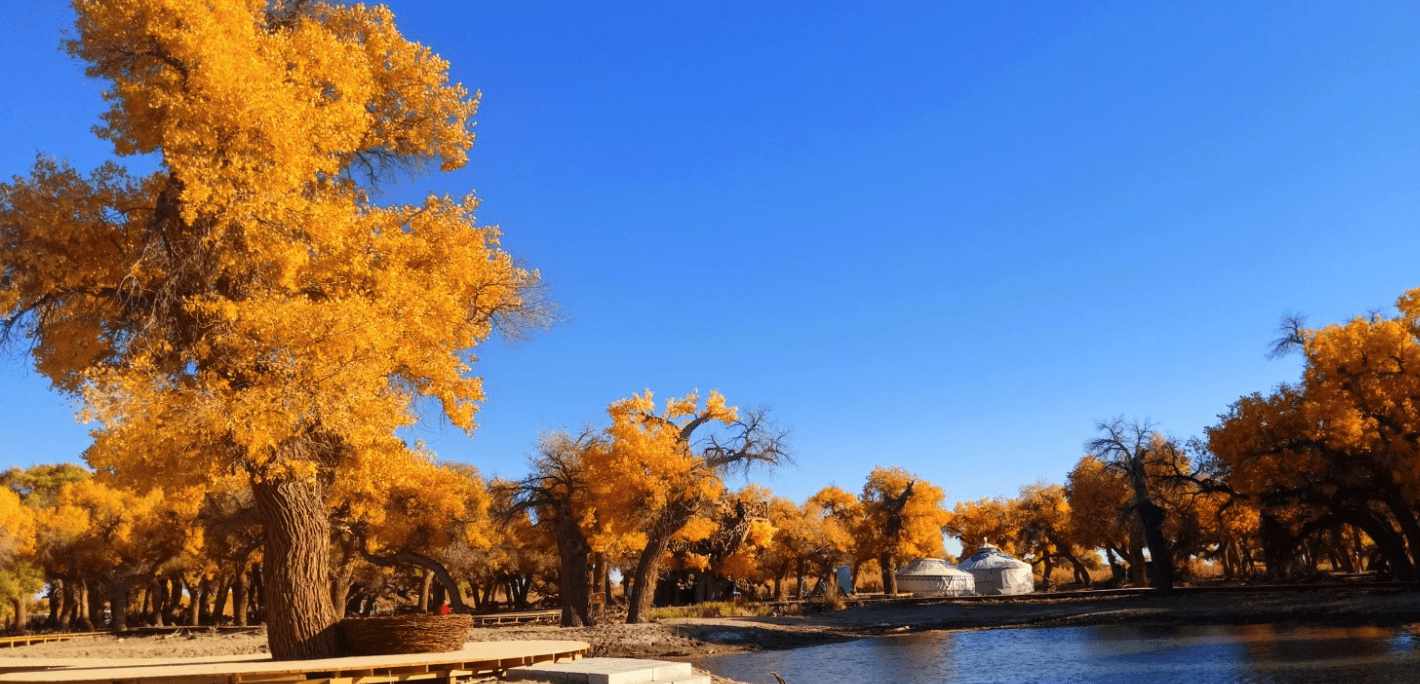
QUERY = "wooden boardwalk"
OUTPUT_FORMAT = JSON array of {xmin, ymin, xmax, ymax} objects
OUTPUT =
[
  {"xmin": 0, "ymin": 635, "xmax": 105, "ymax": 650},
  {"xmin": 469, "ymin": 610, "xmax": 560, "ymax": 627},
  {"xmin": 0, "ymin": 641, "xmax": 588, "ymax": 684}
]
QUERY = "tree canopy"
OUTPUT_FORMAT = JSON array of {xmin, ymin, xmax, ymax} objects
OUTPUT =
[{"xmin": 1, "ymin": 0, "xmax": 540, "ymax": 658}]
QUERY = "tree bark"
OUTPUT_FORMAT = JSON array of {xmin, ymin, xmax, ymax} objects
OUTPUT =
[
  {"xmin": 254, "ymin": 473, "xmax": 340, "ymax": 660},
  {"xmin": 329, "ymin": 555, "xmax": 357, "ymax": 619},
  {"xmin": 76, "ymin": 580, "xmax": 94, "ymax": 631},
  {"xmin": 626, "ymin": 533, "xmax": 674, "ymax": 623},
  {"xmin": 109, "ymin": 578, "xmax": 130, "ymax": 631},
  {"xmin": 10, "ymin": 597, "xmax": 26, "ymax": 634},
  {"xmin": 190, "ymin": 576, "xmax": 206, "ymax": 626},
  {"xmin": 1127, "ymin": 527, "xmax": 1148, "ymax": 586},
  {"xmin": 143, "ymin": 582, "xmax": 158, "ymax": 627},
  {"xmin": 250, "ymin": 562, "xmax": 265, "ymax": 623},
  {"xmin": 552, "ymin": 510, "xmax": 594, "ymax": 626},
  {"xmin": 47, "ymin": 580, "xmax": 63, "ymax": 630},
  {"xmin": 1105, "ymin": 546, "xmax": 1127, "ymax": 586},
  {"xmin": 1135, "ymin": 497, "xmax": 1173, "ymax": 592},
  {"xmin": 1381, "ymin": 491, "xmax": 1420, "ymax": 577},
  {"xmin": 418, "ymin": 571, "xmax": 434, "ymax": 613},
  {"xmin": 511, "ymin": 575, "xmax": 532, "ymax": 609},
  {"xmin": 211, "ymin": 579, "xmax": 231, "ymax": 625},
  {"xmin": 879, "ymin": 553, "xmax": 899, "ymax": 595}
]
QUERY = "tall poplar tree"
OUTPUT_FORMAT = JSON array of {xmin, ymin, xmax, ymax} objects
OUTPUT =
[
  {"xmin": 587, "ymin": 391, "xmax": 786, "ymax": 623},
  {"xmin": 0, "ymin": 0, "xmax": 540, "ymax": 659},
  {"xmin": 1087, "ymin": 420, "xmax": 1176, "ymax": 592}
]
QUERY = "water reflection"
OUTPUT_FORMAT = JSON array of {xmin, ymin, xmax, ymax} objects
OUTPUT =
[{"xmin": 699, "ymin": 624, "xmax": 1420, "ymax": 684}]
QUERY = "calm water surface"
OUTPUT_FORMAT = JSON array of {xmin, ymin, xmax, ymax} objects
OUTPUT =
[{"xmin": 698, "ymin": 624, "xmax": 1420, "ymax": 684}]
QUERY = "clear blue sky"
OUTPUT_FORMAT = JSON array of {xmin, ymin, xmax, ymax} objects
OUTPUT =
[{"xmin": 3, "ymin": 1, "xmax": 1419, "ymax": 512}]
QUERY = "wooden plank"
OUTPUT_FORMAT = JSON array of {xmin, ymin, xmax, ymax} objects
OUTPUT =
[
  {"xmin": 0, "ymin": 642, "xmax": 589, "ymax": 684},
  {"xmin": 230, "ymin": 672, "xmax": 306, "ymax": 684}
]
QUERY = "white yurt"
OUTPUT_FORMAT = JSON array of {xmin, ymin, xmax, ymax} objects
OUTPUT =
[
  {"xmin": 895, "ymin": 558, "xmax": 976, "ymax": 597},
  {"xmin": 958, "ymin": 544, "xmax": 1034, "ymax": 595}
]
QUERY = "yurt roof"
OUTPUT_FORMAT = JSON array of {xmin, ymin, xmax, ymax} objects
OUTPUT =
[
  {"xmin": 960, "ymin": 545, "xmax": 1031, "ymax": 569},
  {"xmin": 896, "ymin": 558, "xmax": 972, "ymax": 577}
]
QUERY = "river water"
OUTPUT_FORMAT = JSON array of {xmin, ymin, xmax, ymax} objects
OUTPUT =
[{"xmin": 698, "ymin": 624, "xmax": 1420, "ymax": 684}]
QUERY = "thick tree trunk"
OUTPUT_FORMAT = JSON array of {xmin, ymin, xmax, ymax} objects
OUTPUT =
[
  {"xmin": 10, "ymin": 597, "xmax": 26, "ymax": 634},
  {"xmin": 1105, "ymin": 546, "xmax": 1127, "ymax": 586},
  {"xmin": 250, "ymin": 562, "xmax": 265, "ymax": 623},
  {"xmin": 254, "ymin": 474, "xmax": 340, "ymax": 660},
  {"xmin": 465, "ymin": 580, "xmax": 482, "ymax": 611},
  {"xmin": 626, "ymin": 533, "xmax": 674, "ymax": 624},
  {"xmin": 511, "ymin": 575, "xmax": 532, "ymax": 609},
  {"xmin": 88, "ymin": 579, "xmax": 107, "ymax": 629},
  {"xmin": 1127, "ymin": 528, "xmax": 1148, "ymax": 585},
  {"xmin": 1333, "ymin": 528, "xmax": 1358, "ymax": 573},
  {"xmin": 601, "ymin": 558, "xmax": 614, "ymax": 613},
  {"xmin": 76, "ymin": 580, "xmax": 94, "ymax": 631},
  {"xmin": 159, "ymin": 578, "xmax": 178, "ymax": 626},
  {"xmin": 1340, "ymin": 508, "xmax": 1416, "ymax": 582},
  {"xmin": 191, "ymin": 576, "xmax": 206, "ymax": 625},
  {"xmin": 109, "ymin": 578, "xmax": 130, "ymax": 631},
  {"xmin": 1135, "ymin": 497, "xmax": 1173, "ymax": 592},
  {"xmin": 479, "ymin": 580, "xmax": 496, "ymax": 609},
  {"xmin": 47, "ymin": 580, "xmax": 62, "ymax": 630},
  {"xmin": 878, "ymin": 553, "xmax": 899, "ymax": 595},
  {"xmin": 418, "ymin": 571, "xmax": 434, "ymax": 613},
  {"xmin": 142, "ymin": 583, "xmax": 157, "ymax": 627},
  {"xmin": 1381, "ymin": 492, "xmax": 1420, "ymax": 577},
  {"xmin": 211, "ymin": 579, "xmax": 231, "ymax": 625},
  {"xmin": 553, "ymin": 512, "xmax": 594, "ymax": 627},
  {"xmin": 62, "ymin": 582, "xmax": 80, "ymax": 630},
  {"xmin": 330, "ymin": 556, "xmax": 356, "ymax": 618}
]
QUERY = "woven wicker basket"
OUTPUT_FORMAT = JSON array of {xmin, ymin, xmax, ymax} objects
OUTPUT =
[{"xmin": 337, "ymin": 614, "xmax": 473, "ymax": 656}]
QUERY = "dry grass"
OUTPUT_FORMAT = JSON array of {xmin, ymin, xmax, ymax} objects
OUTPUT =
[
  {"xmin": 648, "ymin": 601, "xmax": 775, "ymax": 619},
  {"xmin": 1036, "ymin": 565, "xmax": 1115, "ymax": 588}
]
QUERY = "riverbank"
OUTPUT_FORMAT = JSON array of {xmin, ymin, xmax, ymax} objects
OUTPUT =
[{"xmin": 4, "ymin": 586, "xmax": 1418, "ymax": 684}]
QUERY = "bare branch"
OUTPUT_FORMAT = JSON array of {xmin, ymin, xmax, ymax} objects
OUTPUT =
[
  {"xmin": 702, "ymin": 408, "xmax": 790, "ymax": 473},
  {"xmin": 1268, "ymin": 312, "xmax": 1307, "ymax": 359}
]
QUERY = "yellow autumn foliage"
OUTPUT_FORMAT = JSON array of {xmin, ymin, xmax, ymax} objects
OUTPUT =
[
  {"xmin": 861, "ymin": 466, "xmax": 950, "ymax": 562},
  {"xmin": 2, "ymin": 0, "xmax": 540, "ymax": 492},
  {"xmin": 0, "ymin": 490, "xmax": 35, "ymax": 565},
  {"xmin": 588, "ymin": 390, "xmax": 739, "ymax": 539},
  {"xmin": 1, "ymin": 1, "xmax": 543, "ymax": 654}
]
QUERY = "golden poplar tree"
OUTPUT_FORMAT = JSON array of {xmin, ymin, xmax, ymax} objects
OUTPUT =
[
  {"xmin": 0, "ymin": 489, "xmax": 40, "ymax": 631},
  {"xmin": 499, "ymin": 431, "xmax": 606, "ymax": 627},
  {"xmin": 1, "ymin": 1, "xmax": 539, "ymax": 658},
  {"xmin": 1064, "ymin": 455, "xmax": 1135, "ymax": 581},
  {"xmin": 1010, "ymin": 483, "xmax": 1098, "ymax": 588},
  {"xmin": 585, "ymin": 390, "xmax": 786, "ymax": 623},
  {"xmin": 1087, "ymin": 421, "xmax": 1177, "ymax": 591},
  {"xmin": 859, "ymin": 466, "xmax": 950, "ymax": 594},
  {"xmin": 948, "ymin": 496, "xmax": 1016, "ymax": 554},
  {"xmin": 1207, "ymin": 290, "xmax": 1420, "ymax": 581}
]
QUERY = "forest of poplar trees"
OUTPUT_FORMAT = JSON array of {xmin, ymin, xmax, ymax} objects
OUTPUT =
[{"xmin": 2, "ymin": 0, "xmax": 1418, "ymax": 662}]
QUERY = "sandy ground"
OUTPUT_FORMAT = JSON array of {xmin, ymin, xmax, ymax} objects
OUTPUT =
[{"xmin": 5, "ymin": 586, "xmax": 1419, "ymax": 684}]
